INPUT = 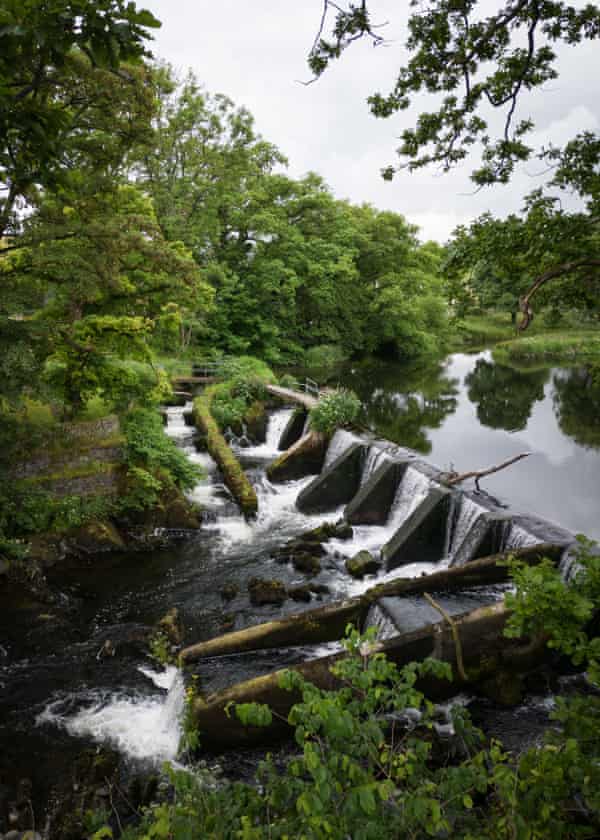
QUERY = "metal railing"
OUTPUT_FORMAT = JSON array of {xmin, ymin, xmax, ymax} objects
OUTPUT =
[{"xmin": 191, "ymin": 360, "xmax": 224, "ymax": 378}]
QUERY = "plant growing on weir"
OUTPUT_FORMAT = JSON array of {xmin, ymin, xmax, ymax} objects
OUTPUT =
[{"xmin": 309, "ymin": 387, "xmax": 361, "ymax": 436}]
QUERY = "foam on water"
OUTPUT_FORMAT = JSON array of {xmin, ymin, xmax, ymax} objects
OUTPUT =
[
  {"xmin": 164, "ymin": 402, "xmax": 193, "ymax": 441},
  {"xmin": 505, "ymin": 523, "xmax": 540, "ymax": 550},
  {"xmin": 37, "ymin": 666, "xmax": 185, "ymax": 763},
  {"xmin": 165, "ymin": 404, "xmax": 225, "ymax": 508},
  {"xmin": 205, "ymin": 472, "xmax": 345, "ymax": 552}
]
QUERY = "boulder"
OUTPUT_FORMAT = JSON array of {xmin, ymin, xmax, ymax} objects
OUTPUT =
[
  {"xmin": 292, "ymin": 553, "xmax": 322, "ymax": 575},
  {"xmin": 266, "ymin": 432, "xmax": 328, "ymax": 483},
  {"xmin": 345, "ymin": 550, "xmax": 381, "ymax": 578},
  {"xmin": 300, "ymin": 520, "xmax": 353, "ymax": 542},
  {"xmin": 158, "ymin": 607, "xmax": 184, "ymax": 645},
  {"xmin": 248, "ymin": 578, "xmax": 287, "ymax": 606},
  {"xmin": 68, "ymin": 520, "xmax": 126, "ymax": 555},
  {"xmin": 296, "ymin": 443, "xmax": 367, "ymax": 514},
  {"xmin": 287, "ymin": 585, "xmax": 312, "ymax": 602}
]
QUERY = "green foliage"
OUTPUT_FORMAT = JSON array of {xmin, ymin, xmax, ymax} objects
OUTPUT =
[
  {"xmin": 179, "ymin": 678, "xmax": 201, "ymax": 755},
  {"xmin": 277, "ymin": 373, "xmax": 297, "ymax": 389},
  {"xmin": 305, "ymin": 343, "xmax": 346, "ymax": 368},
  {"xmin": 309, "ymin": 388, "xmax": 361, "ymax": 436},
  {"xmin": 102, "ymin": 540, "xmax": 600, "ymax": 838},
  {"xmin": 207, "ymin": 357, "xmax": 275, "ymax": 433},
  {"xmin": 309, "ymin": 2, "xmax": 600, "ymax": 190},
  {"xmin": 217, "ymin": 356, "xmax": 276, "ymax": 384},
  {"xmin": 0, "ymin": 0, "xmax": 160, "ymax": 238},
  {"xmin": 1, "ymin": 486, "xmax": 114, "ymax": 538},
  {"xmin": 122, "ymin": 408, "xmax": 201, "ymax": 496},
  {"xmin": 193, "ymin": 393, "xmax": 258, "ymax": 516},
  {"xmin": 149, "ymin": 631, "xmax": 171, "ymax": 666}
]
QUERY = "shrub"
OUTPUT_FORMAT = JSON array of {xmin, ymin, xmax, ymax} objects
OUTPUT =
[
  {"xmin": 100, "ymin": 540, "xmax": 600, "ymax": 840},
  {"xmin": 208, "ymin": 356, "xmax": 275, "ymax": 433},
  {"xmin": 278, "ymin": 373, "xmax": 297, "ymax": 389},
  {"xmin": 218, "ymin": 355, "xmax": 276, "ymax": 384},
  {"xmin": 305, "ymin": 343, "xmax": 346, "ymax": 368},
  {"xmin": 309, "ymin": 388, "xmax": 361, "ymax": 436},
  {"xmin": 122, "ymin": 408, "xmax": 201, "ymax": 492}
]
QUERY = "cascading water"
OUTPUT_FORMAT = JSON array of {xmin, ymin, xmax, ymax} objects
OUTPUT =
[
  {"xmin": 327, "ymin": 465, "xmax": 432, "ymax": 562},
  {"xmin": 231, "ymin": 409, "xmax": 294, "ymax": 459},
  {"xmin": 446, "ymin": 497, "xmax": 488, "ymax": 561},
  {"xmin": 389, "ymin": 466, "xmax": 432, "ymax": 525},
  {"xmin": 504, "ymin": 523, "xmax": 540, "ymax": 550},
  {"xmin": 360, "ymin": 446, "xmax": 390, "ymax": 486},
  {"xmin": 37, "ymin": 666, "xmax": 185, "ymax": 763},
  {"xmin": 165, "ymin": 402, "xmax": 226, "ymax": 508},
  {"xmin": 364, "ymin": 603, "xmax": 397, "ymax": 641},
  {"xmin": 324, "ymin": 429, "xmax": 361, "ymax": 467},
  {"xmin": 207, "ymin": 409, "xmax": 345, "ymax": 551}
]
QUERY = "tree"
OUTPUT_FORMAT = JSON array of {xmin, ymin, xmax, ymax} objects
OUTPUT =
[
  {"xmin": 3, "ymin": 177, "xmax": 212, "ymax": 414},
  {"xmin": 446, "ymin": 195, "xmax": 600, "ymax": 324},
  {"xmin": 0, "ymin": 0, "xmax": 160, "ymax": 240},
  {"xmin": 309, "ymin": 0, "xmax": 600, "ymax": 186},
  {"xmin": 309, "ymin": 1, "xmax": 600, "ymax": 322},
  {"xmin": 552, "ymin": 364, "xmax": 600, "ymax": 448}
]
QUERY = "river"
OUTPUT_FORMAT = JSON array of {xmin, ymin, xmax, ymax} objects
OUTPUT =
[
  {"xmin": 336, "ymin": 351, "xmax": 600, "ymax": 541},
  {"xmin": 0, "ymin": 350, "xmax": 596, "ymax": 834}
]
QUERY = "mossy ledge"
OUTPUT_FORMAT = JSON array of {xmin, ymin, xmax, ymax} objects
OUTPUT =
[{"xmin": 193, "ymin": 393, "xmax": 258, "ymax": 517}]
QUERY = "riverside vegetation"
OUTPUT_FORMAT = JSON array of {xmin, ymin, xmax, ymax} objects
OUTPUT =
[{"xmin": 1, "ymin": 1, "xmax": 600, "ymax": 838}]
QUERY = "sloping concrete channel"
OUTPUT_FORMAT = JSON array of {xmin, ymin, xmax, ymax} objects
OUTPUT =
[{"xmin": 184, "ymin": 397, "xmax": 579, "ymax": 747}]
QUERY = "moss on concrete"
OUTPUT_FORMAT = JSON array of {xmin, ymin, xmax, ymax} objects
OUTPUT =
[{"xmin": 193, "ymin": 394, "xmax": 258, "ymax": 517}]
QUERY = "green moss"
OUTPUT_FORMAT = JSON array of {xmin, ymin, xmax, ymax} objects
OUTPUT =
[
  {"xmin": 193, "ymin": 394, "xmax": 258, "ymax": 516},
  {"xmin": 17, "ymin": 460, "xmax": 118, "ymax": 486}
]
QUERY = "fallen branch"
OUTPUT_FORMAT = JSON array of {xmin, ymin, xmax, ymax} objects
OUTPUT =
[
  {"xmin": 443, "ymin": 452, "xmax": 530, "ymax": 490},
  {"xmin": 423, "ymin": 592, "xmax": 467, "ymax": 681}
]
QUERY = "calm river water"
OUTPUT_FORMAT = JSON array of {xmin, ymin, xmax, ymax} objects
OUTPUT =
[{"xmin": 333, "ymin": 350, "xmax": 600, "ymax": 541}]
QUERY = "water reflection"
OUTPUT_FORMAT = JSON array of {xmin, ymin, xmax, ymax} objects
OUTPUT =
[
  {"xmin": 553, "ymin": 365, "xmax": 600, "ymax": 449},
  {"xmin": 465, "ymin": 358, "xmax": 549, "ymax": 432},
  {"xmin": 333, "ymin": 352, "xmax": 600, "ymax": 539}
]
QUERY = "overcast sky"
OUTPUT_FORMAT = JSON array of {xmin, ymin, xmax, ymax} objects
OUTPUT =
[{"xmin": 141, "ymin": 0, "xmax": 599, "ymax": 242}]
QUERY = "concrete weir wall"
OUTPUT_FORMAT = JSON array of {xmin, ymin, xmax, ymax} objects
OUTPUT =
[
  {"xmin": 382, "ymin": 486, "xmax": 453, "ymax": 570},
  {"xmin": 288, "ymin": 427, "xmax": 576, "ymax": 571}
]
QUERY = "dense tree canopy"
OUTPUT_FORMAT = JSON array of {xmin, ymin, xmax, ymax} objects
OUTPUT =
[{"xmin": 0, "ymin": 0, "xmax": 160, "ymax": 239}]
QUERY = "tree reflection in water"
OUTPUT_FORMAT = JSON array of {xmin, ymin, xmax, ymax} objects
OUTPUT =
[
  {"xmin": 341, "ymin": 357, "xmax": 459, "ymax": 453},
  {"xmin": 465, "ymin": 358, "xmax": 549, "ymax": 432},
  {"xmin": 553, "ymin": 364, "xmax": 600, "ymax": 448}
]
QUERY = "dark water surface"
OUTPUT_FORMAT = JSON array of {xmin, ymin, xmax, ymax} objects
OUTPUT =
[{"xmin": 336, "ymin": 351, "xmax": 600, "ymax": 540}]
